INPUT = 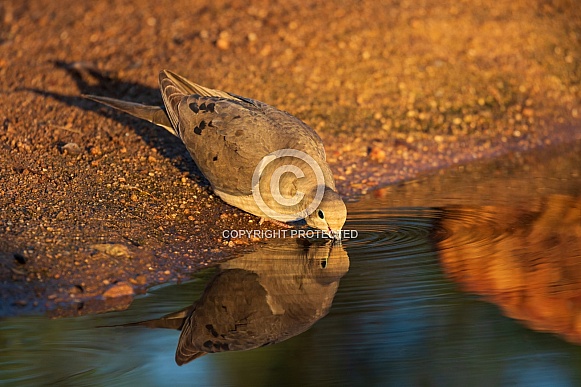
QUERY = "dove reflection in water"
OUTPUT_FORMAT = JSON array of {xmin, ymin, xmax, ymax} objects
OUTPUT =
[{"xmin": 129, "ymin": 238, "xmax": 349, "ymax": 365}]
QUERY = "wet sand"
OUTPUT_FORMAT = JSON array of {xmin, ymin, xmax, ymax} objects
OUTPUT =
[{"xmin": 0, "ymin": 0, "xmax": 580, "ymax": 316}]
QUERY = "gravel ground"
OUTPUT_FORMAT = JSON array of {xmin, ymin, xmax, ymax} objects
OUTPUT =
[{"xmin": 1, "ymin": 0, "xmax": 580, "ymax": 316}]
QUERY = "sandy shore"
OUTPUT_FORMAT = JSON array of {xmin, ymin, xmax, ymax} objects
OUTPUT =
[{"xmin": 1, "ymin": 0, "xmax": 580, "ymax": 316}]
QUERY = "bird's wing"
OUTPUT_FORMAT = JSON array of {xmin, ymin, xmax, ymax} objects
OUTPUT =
[
  {"xmin": 161, "ymin": 69, "xmax": 239, "ymax": 100},
  {"xmin": 158, "ymin": 73, "xmax": 324, "ymax": 196}
]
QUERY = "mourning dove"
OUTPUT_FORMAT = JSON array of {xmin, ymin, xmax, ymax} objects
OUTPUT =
[
  {"xmin": 84, "ymin": 70, "xmax": 346, "ymax": 237},
  {"xmin": 123, "ymin": 238, "xmax": 349, "ymax": 365}
]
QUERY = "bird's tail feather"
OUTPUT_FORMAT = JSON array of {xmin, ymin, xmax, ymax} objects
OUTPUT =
[{"xmin": 83, "ymin": 94, "xmax": 177, "ymax": 136}]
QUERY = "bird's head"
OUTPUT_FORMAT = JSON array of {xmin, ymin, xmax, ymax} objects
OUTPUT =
[{"xmin": 304, "ymin": 187, "xmax": 347, "ymax": 239}]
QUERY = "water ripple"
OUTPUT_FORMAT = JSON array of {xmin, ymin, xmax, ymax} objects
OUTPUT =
[{"xmin": 345, "ymin": 207, "xmax": 442, "ymax": 262}]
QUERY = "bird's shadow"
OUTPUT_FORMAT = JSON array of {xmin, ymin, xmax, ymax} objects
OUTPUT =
[{"xmin": 26, "ymin": 61, "xmax": 206, "ymax": 184}]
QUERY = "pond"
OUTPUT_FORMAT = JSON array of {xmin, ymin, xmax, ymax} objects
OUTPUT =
[{"xmin": 1, "ymin": 140, "xmax": 580, "ymax": 386}]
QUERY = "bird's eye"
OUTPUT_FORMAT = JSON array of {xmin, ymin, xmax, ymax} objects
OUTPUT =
[{"xmin": 317, "ymin": 209, "xmax": 325, "ymax": 219}]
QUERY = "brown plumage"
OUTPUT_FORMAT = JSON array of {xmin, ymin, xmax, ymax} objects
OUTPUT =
[{"xmin": 84, "ymin": 70, "xmax": 347, "ymax": 235}]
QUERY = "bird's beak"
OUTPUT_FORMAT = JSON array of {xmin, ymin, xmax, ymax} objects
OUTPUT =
[{"xmin": 329, "ymin": 228, "xmax": 342, "ymax": 241}]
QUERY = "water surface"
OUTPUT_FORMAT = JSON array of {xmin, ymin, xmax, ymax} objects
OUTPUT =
[{"xmin": 1, "ymin": 140, "xmax": 580, "ymax": 386}]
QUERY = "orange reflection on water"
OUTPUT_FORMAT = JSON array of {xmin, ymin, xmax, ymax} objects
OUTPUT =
[{"xmin": 437, "ymin": 195, "xmax": 581, "ymax": 343}]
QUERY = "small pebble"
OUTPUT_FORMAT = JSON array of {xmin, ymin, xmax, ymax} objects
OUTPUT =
[
  {"xmin": 91, "ymin": 243, "xmax": 131, "ymax": 258},
  {"xmin": 62, "ymin": 142, "xmax": 82, "ymax": 155},
  {"xmin": 103, "ymin": 282, "xmax": 134, "ymax": 298},
  {"xmin": 90, "ymin": 146, "xmax": 102, "ymax": 156},
  {"xmin": 369, "ymin": 147, "xmax": 386, "ymax": 163},
  {"xmin": 216, "ymin": 31, "xmax": 230, "ymax": 50}
]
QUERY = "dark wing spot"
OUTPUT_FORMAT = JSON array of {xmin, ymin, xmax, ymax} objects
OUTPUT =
[
  {"xmin": 235, "ymin": 94, "xmax": 258, "ymax": 106},
  {"xmin": 212, "ymin": 155, "xmax": 218, "ymax": 161},
  {"xmin": 205, "ymin": 324, "xmax": 219, "ymax": 337},
  {"xmin": 207, "ymin": 102, "xmax": 215, "ymax": 112},
  {"xmin": 199, "ymin": 102, "xmax": 206, "ymax": 111},
  {"xmin": 203, "ymin": 340, "xmax": 213, "ymax": 348},
  {"xmin": 189, "ymin": 102, "xmax": 199, "ymax": 113},
  {"xmin": 194, "ymin": 120, "xmax": 207, "ymax": 135}
]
